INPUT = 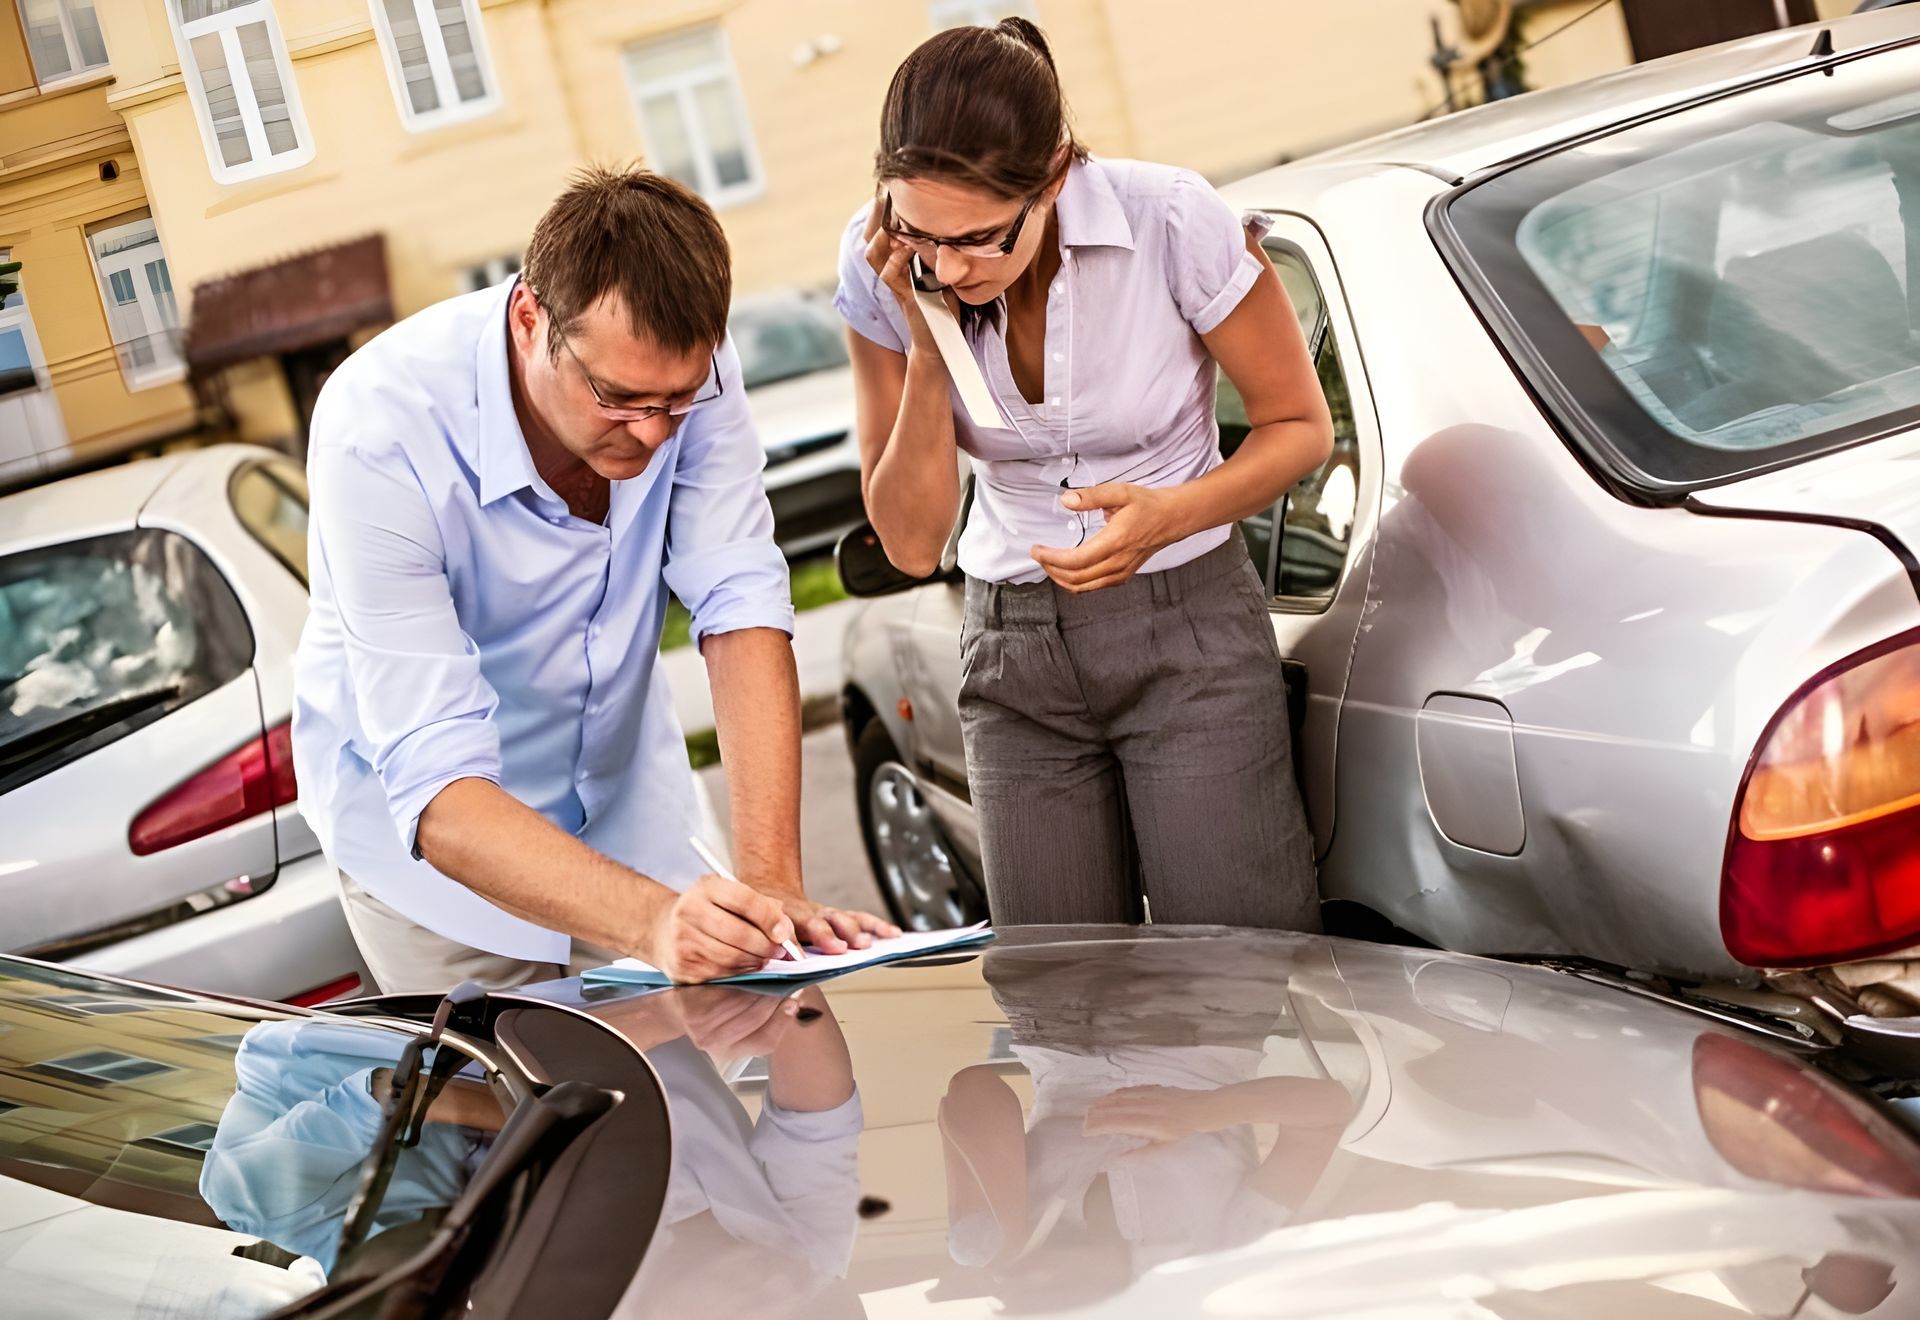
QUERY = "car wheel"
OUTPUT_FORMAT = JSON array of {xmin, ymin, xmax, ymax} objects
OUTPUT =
[{"xmin": 854, "ymin": 720, "xmax": 987, "ymax": 931}]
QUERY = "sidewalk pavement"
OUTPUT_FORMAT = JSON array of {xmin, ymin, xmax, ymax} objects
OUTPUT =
[
  {"xmin": 698, "ymin": 723, "xmax": 881, "ymax": 915},
  {"xmin": 659, "ymin": 595, "xmax": 865, "ymax": 736}
]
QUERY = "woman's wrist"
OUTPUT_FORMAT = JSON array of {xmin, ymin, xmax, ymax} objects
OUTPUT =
[{"xmin": 1157, "ymin": 479, "xmax": 1214, "ymax": 546}]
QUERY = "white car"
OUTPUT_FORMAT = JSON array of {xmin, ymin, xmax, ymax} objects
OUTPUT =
[
  {"xmin": 0, "ymin": 444, "xmax": 370, "ymax": 1002},
  {"xmin": 732, "ymin": 290, "xmax": 864, "ymax": 555}
]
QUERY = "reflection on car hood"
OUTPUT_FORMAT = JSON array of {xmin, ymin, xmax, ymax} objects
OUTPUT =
[
  {"xmin": 533, "ymin": 926, "xmax": 1920, "ymax": 1319},
  {"xmin": 747, "ymin": 366, "xmax": 855, "ymax": 453},
  {"xmin": 1689, "ymin": 426, "xmax": 1920, "ymax": 568}
]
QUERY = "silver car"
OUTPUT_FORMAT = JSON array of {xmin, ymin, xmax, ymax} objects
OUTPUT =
[
  {"xmin": 838, "ymin": 10, "xmax": 1920, "ymax": 1059},
  {"xmin": 0, "ymin": 445, "xmax": 370, "ymax": 1001}
]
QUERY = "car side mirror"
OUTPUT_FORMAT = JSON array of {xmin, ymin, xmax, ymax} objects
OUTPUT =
[{"xmin": 836, "ymin": 521, "xmax": 943, "ymax": 597}]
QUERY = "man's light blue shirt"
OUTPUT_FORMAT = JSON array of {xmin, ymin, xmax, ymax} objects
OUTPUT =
[{"xmin": 292, "ymin": 278, "xmax": 792, "ymax": 962}]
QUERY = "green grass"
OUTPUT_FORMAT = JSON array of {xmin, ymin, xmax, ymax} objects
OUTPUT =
[
  {"xmin": 686, "ymin": 726, "xmax": 722, "ymax": 771},
  {"xmin": 660, "ymin": 551, "xmax": 847, "ymax": 653}
]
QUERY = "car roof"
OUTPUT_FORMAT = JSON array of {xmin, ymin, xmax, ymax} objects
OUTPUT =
[
  {"xmin": 1271, "ymin": 6, "xmax": 1920, "ymax": 184},
  {"xmin": 0, "ymin": 444, "xmax": 281, "ymax": 556},
  {"xmin": 0, "ymin": 452, "xmax": 195, "ymax": 553}
]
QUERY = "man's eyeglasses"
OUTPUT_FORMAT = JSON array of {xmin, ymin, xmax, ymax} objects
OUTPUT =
[
  {"xmin": 540, "ymin": 299, "xmax": 724, "ymax": 422},
  {"xmin": 881, "ymin": 190, "xmax": 1041, "ymax": 260}
]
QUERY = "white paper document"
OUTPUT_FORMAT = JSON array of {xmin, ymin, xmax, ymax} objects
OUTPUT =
[{"xmin": 583, "ymin": 921, "xmax": 994, "ymax": 987}]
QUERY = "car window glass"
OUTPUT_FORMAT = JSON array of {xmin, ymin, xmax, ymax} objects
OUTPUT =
[
  {"xmin": 1217, "ymin": 241, "xmax": 1361, "ymax": 606},
  {"xmin": 730, "ymin": 296, "xmax": 850, "ymax": 390},
  {"xmin": 1446, "ymin": 53, "xmax": 1920, "ymax": 488},
  {"xmin": 230, "ymin": 459, "xmax": 309, "ymax": 586},
  {"xmin": 0, "ymin": 961, "xmax": 499, "ymax": 1311},
  {"xmin": 0, "ymin": 528, "xmax": 252, "ymax": 794}
]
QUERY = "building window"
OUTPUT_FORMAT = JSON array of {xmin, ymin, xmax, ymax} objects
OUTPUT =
[
  {"xmin": 370, "ymin": 0, "xmax": 498, "ymax": 131},
  {"xmin": 462, "ymin": 252, "xmax": 520, "ymax": 292},
  {"xmin": 17, "ymin": 0, "xmax": 108, "ymax": 86},
  {"xmin": 86, "ymin": 214, "xmax": 184, "ymax": 390},
  {"xmin": 41, "ymin": 994, "xmax": 148, "ymax": 1015},
  {"xmin": 168, "ymin": 1, "xmax": 314, "ymax": 184},
  {"xmin": 0, "ymin": 248, "xmax": 68, "ymax": 475},
  {"xmin": 41, "ymin": 1049, "xmax": 176, "ymax": 1085},
  {"xmin": 622, "ymin": 26, "xmax": 763, "ymax": 209},
  {"xmin": 0, "ymin": 251, "xmax": 39, "ymax": 401},
  {"xmin": 929, "ymin": 0, "xmax": 1036, "ymax": 28}
]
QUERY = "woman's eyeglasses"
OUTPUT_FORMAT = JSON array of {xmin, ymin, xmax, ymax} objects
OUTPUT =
[{"xmin": 881, "ymin": 191, "xmax": 1041, "ymax": 260}]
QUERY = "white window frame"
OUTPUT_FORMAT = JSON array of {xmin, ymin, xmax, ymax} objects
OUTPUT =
[
  {"xmin": 368, "ymin": 0, "xmax": 500, "ymax": 133},
  {"xmin": 15, "ymin": 0, "xmax": 109, "ymax": 89},
  {"xmin": 0, "ymin": 248, "xmax": 69, "ymax": 469},
  {"xmin": 622, "ymin": 26, "xmax": 765, "ymax": 211},
  {"xmin": 929, "ymin": 0, "xmax": 1036, "ymax": 29},
  {"xmin": 84, "ymin": 213, "xmax": 186, "ymax": 391},
  {"xmin": 166, "ymin": 0, "xmax": 316, "ymax": 185}
]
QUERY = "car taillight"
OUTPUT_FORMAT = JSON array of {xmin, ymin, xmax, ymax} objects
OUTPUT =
[
  {"xmin": 1722, "ymin": 630, "xmax": 1920, "ymax": 967},
  {"xmin": 287, "ymin": 974, "xmax": 362, "ymax": 1007},
  {"xmin": 129, "ymin": 720, "xmax": 298, "ymax": 856},
  {"xmin": 1692, "ymin": 1032, "xmax": 1920, "ymax": 1198}
]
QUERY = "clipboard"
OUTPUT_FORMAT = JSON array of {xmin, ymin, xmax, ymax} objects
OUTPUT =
[{"xmin": 911, "ymin": 254, "xmax": 1010, "ymax": 431}]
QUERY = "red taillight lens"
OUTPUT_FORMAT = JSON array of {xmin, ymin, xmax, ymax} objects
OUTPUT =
[
  {"xmin": 287, "ymin": 974, "xmax": 362, "ymax": 1007},
  {"xmin": 1692, "ymin": 1032, "xmax": 1920, "ymax": 1198},
  {"xmin": 1722, "ymin": 632, "xmax": 1920, "ymax": 967},
  {"xmin": 129, "ymin": 720, "xmax": 299, "ymax": 856}
]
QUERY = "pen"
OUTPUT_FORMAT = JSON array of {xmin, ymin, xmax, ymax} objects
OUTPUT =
[{"xmin": 689, "ymin": 835, "xmax": 806, "ymax": 962}]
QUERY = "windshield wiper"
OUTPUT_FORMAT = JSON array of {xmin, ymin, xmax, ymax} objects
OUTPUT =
[{"xmin": 0, "ymin": 684, "xmax": 182, "ymax": 773}]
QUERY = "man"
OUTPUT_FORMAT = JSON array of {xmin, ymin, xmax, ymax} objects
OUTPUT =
[{"xmin": 293, "ymin": 167, "xmax": 896, "ymax": 992}]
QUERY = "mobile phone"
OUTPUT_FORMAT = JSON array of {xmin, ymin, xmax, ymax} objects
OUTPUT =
[{"xmin": 909, "ymin": 252, "xmax": 946, "ymax": 295}]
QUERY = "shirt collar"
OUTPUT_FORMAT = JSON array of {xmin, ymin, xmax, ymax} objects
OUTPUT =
[
  {"xmin": 1055, "ymin": 159, "xmax": 1134, "ymax": 252},
  {"xmin": 475, "ymin": 276, "xmax": 542, "ymax": 507}
]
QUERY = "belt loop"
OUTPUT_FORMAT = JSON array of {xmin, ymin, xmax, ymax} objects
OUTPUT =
[{"xmin": 987, "ymin": 580, "xmax": 1003, "ymax": 627}]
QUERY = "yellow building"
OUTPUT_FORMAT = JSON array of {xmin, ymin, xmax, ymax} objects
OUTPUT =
[
  {"xmin": 0, "ymin": 3, "xmax": 199, "ymax": 485},
  {"xmin": 2, "ymin": 0, "xmax": 1858, "ymax": 465}
]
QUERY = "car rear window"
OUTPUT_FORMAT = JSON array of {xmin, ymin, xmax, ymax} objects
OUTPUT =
[
  {"xmin": 0, "ymin": 528, "xmax": 252, "ymax": 794},
  {"xmin": 1438, "ymin": 48, "xmax": 1920, "ymax": 494}
]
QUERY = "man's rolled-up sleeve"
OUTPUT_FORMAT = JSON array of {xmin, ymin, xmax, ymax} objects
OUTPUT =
[
  {"xmin": 309, "ymin": 441, "xmax": 502, "ymax": 852},
  {"xmin": 662, "ymin": 337, "xmax": 795, "ymax": 651}
]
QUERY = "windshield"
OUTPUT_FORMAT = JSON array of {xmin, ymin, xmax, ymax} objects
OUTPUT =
[
  {"xmin": 0, "ymin": 961, "xmax": 500, "ymax": 1317},
  {"xmin": 1441, "ymin": 46, "xmax": 1920, "ymax": 492},
  {"xmin": 730, "ymin": 297, "xmax": 849, "ymax": 391}
]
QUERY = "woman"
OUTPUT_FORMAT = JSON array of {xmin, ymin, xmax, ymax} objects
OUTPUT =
[{"xmin": 835, "ymin": 19, "xmax": 1333, "ymax": 930}]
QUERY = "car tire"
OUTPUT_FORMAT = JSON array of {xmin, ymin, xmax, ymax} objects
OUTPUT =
[{"xmin": 853, "ymin": 719, "xmax": 988, "ymax": 932}]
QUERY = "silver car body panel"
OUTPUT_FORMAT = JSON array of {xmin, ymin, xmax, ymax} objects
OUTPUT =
[
  {"xmin": 529, "ymin": 927, "xmax": 1920, "ymax": 1318},
  {"xmin": 1233, "ymin": 162, "xmax": 1920, "ymax": 978}
]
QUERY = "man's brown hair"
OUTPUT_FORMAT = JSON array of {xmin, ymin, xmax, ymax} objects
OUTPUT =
[{"xmin": 522, "ymin": 164, "xmax": 731, "ymax": 360}]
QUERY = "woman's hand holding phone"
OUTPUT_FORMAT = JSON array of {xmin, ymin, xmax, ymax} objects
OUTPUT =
[{"xmin": 863, "ymin": 201, "xmax": 945, "ymax": 356}]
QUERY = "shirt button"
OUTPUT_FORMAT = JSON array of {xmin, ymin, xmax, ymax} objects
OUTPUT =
[
  {"xmin": 1050, "ymin": 284, "xmax": 1062, "ymax": 296},
  {"xmin": 1050, "ymin": 397, "xmax": 1061, "ymax": 407},
  {"xmin": 1052, "ymin": 352, "xmax": 1064, "ymax": 363}
]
